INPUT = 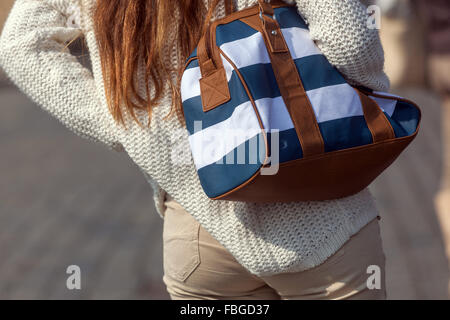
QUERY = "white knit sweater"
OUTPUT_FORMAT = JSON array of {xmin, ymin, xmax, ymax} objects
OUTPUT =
[{"xmin": 0, "ymin": 0, "xmax": 387, "ymax": 276}]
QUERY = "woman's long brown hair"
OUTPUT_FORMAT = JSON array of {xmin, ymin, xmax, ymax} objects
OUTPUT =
[{"xmin": 93, "ymin": 0, "xmax": 222, "ymax": 126}]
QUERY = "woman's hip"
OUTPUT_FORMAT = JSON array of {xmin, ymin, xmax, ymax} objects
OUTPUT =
[{"xmin": 161, "ymin": 199, "xmax": 385, "ymax": 300}]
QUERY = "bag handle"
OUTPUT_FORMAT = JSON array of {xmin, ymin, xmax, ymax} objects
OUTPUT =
[
  {"xmin": 240, "ymin": 12, "xmax": 325, "ymax": 157},
  {"xmin": 224, "ymin": 0, "xmax": 234, "ymax": 15},
  {"xmin": 356, "ymin": 89, "xmax": 396, "ymax": 142}
]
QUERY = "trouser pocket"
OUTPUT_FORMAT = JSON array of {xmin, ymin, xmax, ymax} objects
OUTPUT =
[{"xmin": 162, "ymin": 202, "xmax": 200, "ymax": 282}]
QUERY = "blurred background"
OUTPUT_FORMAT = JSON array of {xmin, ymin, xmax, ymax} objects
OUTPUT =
[{"xmin": 1, "ymin": 0, "xmax": 449, "ymax": 299}]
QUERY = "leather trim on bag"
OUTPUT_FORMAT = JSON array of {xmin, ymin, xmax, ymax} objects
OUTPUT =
[
  {"xmin": 356, "ymin": 89, "xmax": 396, "ymax": 142},
  {"xmin": 240, "ymin": 14, "xmax": 325, "ymax": 158},
  {"xmin": 212, "ymin": 94, "xmax": 421, "ymax": 201},
  {"xmin": 199, "ymin": 67, "xmax": 231, "ymax": 112}
]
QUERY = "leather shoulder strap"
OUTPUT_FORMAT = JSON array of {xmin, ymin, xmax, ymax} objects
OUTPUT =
[
  {"xmin": 224, "ymin": 0, "xmax": 234, "ymax": 15},
  {"xmin": 240, "ymin": 14, "xmax": 325, "ymax": 157}
]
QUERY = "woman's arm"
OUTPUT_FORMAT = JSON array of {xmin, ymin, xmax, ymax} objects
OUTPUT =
[
  {"xmin": 290, "ymin": 0, "xmax": 390, "ymax": 91},
  {"xmin": 0, "ymin": 0, "xmax": 122, "ymax": 151}
]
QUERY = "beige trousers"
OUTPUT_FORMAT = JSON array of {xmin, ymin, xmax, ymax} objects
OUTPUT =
[{"xmin": 162, "ymin": 198, "xmax": 386, "ymax": 300}]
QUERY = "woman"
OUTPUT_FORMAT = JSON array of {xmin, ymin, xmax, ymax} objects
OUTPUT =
[{"xmin": 0, "ymin": 0, "xmax": 388, "ymax": 299}]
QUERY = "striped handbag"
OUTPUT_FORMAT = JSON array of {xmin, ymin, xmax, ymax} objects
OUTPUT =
[{"xmin": 180, "ymin": 0, "xmax": 421, "ymax": 202}]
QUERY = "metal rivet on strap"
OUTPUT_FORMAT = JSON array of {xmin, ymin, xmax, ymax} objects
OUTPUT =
[{"xmin": 271, "ymin": 30, "xmax": 277, "ymax": 35}]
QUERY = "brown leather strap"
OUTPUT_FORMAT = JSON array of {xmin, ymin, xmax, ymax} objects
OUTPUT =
[
  {"xmin": 197, "ymin": 36, "xmax": 215, "ymax": 76},
  {"xmin": 240, "ymin": 14, "xmax": 325, "ymax": 157},
  {"xmin": 224, "ymin": 0, "xmax": 234, "ymax": 15},
  {"xmin": 258, "ymin": 0, "xmax": 274, "ymax": 16},
  {"xmin": 197, "ymin": 1, "xmax": 394, "ymax": 154},
  {"xmin": 260, "ymin": 14, "xmax": 288, "ymax": 53},
  {"xmin": 197, "ymin": 34, "xmax": 231, "ymax": 111},
  {"xmin": 356, "ymin": 89, "xmax": 396, "ymax": 142}
]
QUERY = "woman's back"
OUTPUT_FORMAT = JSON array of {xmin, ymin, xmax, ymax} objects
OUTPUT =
[{"xmin": 0, "ymin": 0, "xmax": 386, "ymax": 277}]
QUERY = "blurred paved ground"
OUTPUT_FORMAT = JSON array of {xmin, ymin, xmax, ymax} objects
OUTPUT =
[
  {"xmin": 0, "ymin": 78, "xmax": 168, "ymax": 299},
  {"xmin": 371, "ymin": 87, "xmax": 449, "ymax": 299}
]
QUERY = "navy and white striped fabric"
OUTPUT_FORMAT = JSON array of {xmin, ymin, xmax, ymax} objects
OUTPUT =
[{"xmin": 181, "ymin": 6, "xmax": 420, "ymax": 198}]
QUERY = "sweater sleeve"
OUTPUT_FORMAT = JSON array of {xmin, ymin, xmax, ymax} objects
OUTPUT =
[
  {"xmin": 289, "ymin": 0, "xmax": 390, "ymax": 91},
  {"xmin": 0, "ymin": 0, "xmax": 123, "ymax": 151}
]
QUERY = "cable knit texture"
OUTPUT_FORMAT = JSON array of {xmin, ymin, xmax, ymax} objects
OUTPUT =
[{"xmin": 0, "ymin": 0, "xmax": 386, "ymax": 276}]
